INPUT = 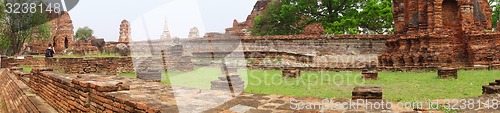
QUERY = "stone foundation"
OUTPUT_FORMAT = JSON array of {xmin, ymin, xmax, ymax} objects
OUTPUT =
[
  {"xmin": 352, "ymin": 86, "xmax": 382, "ymax": 100},
  {"xmin": 166, "ymin": 45, "xmax": 194, "ymax": 72},
  {"xmin": 24, "ymin": 68, "xmax": 179, "ymax": 112},
  {"xmin": 211, "ymin": 74, "xmax": 245, "ymax": 92},
  {"xmin": 211, "ymin": 65, "xmax": 245, "ymax": 92},
  {"xmin": 8, "ymin": 63, "xmax": 19, "ymax": 68},
  {"xmin": 362, "ymin": 71, "xmax": 378, "ymax": 80},
  {"xmin": 438, "ymin": 68, "xmax": 458, "ymax": 79},
  {"xmin": 483, "ymin": 80, "xmax": 500, "ymax": 94},
  {"xmin": 282, "ymin": 68, "xmax": 301, "ymax": 78}
]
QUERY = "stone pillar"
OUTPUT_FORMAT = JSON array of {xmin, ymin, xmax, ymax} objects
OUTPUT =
[
  {"xmin": 352, "ymin": 86, "xmax": 383, "ymax": 100},
  {"xmin": 211, "ymin": 65, "xmax": 245, "ymax": 93},
  {"xmin": 362, "ymin": 71, "xmax": 378, "ymax": 80},
  {"xmin": 8, "ymin": 63, "xmax": 19, "ymax": 68},
  {"xmin": 282, "ymin": 68, "xmax": 301, "ymax": 78},
  {"xmin": 136, "ymin": 57, "xmax": 162, "ymax": 82},
  {"xmin": 438, "ymin": 67, "xmax": 458, "ymax": 79}
]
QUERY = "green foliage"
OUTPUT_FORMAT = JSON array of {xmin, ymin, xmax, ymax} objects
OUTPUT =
[
  {"xmin": 0, "ymin": 0, "xmax": 52, "ymax": 55},
  {"xmin": 251, "ymin": 0, "xmax": 393, "ymax": 35},
  {"xmin": 74, "ymin": 26, "xmax": 94, "ymax": 42},
  {"xmin": 359, "ymin": 0, "xmax": 394, "ymax": 34},
  {"xmin": 252, "ymin": 1, "xmax": 304, "ymax": 36},
  {"xmin": 491, "ymin": 0, "xmax": 500, "ymax": 29}
]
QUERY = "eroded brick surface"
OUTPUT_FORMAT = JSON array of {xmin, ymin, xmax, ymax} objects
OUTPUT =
[{"xmin": 379, "ymin": 0, "xmax": 499, "ymax": 69}]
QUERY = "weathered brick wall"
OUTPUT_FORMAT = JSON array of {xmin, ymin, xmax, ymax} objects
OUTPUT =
[
  {"xmin": 13, "ymin": 57, "xmax": 46, "ymax": 67},
  {"xmin": 45, "ymin": 57, "xmax": 134, "ymax": 75},
  {"xmin": 0, "ymin": 57, "xmax": 12, "ymax": 68},
  {"xmin": 0, "ymin": 69, "xmax": 40, "ymax": 113},
  {"xmin": 381, "ymin": 0, "xmax": 498, "ymax": 69},
  {"xmin": 468, "ymin": 33, "xmax": 500, "ymax": 65},
  {"xmin": 28, "ymin": 69, "xmax": 178, "ymax": 112}
]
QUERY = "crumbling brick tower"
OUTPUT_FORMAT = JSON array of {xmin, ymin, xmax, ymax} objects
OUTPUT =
[
  {"xmin": 379, "ymin": 0, "xmax": 498, "ymax": 68},
  {"xmin": 49, "ymin": 11, "xmax": 74, "ymax": 52},
  {"xmin": 119, "ymin": 20, "xmax": 131, "ymax": 43}
]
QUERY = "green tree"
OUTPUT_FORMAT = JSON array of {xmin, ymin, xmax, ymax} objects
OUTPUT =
[
  {"xmin": 0, "ymin": 0, "xmax": 52, "ymax": 55},
  {"xmin": 252, "ymin": 1, "xmax": 304, "ymax": 36},
  {"xmin": 358, "ymin": 0, "xmax": 394, "ymax": 34},
  {"xmin": 251, "ymin": 0, "xmax": 393, "ymax": 35},
  {"xmin": 491, "ymin": 0, "xmax": 500, "ymax": 29},
  {"xmin": 74, "ymin": 26, "xmax": 94, "ymax": 42}
]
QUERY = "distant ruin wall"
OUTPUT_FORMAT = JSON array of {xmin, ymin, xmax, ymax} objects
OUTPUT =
[
  {"xmin": 45, "ymin": 57, "xmax": 134, "ymax": 75},
  {"xmin": 8, "ymin": 57, "xmax": 134, "ymax": 75}
]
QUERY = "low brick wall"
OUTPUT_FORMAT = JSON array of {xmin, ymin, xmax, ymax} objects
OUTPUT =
[
  {"xmin": 0, "ymin": 57, "xmax": 13, "ymax": 68},
  {"xmin": 45, "ymin": 57, "xmax": 134, "ymax": 75},
  {"xmin": 0, "ymin": 69, "xmax": 42, "ymax": 112},
  {"xmin": 28, "ymin": 68, "xmax": 178, "ymax": 112}
]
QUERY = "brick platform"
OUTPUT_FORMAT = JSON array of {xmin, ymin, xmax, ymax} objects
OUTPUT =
[
  {"xmin": 483, "ymin": 80, "xmax": 500, "ymax": 94},
  {"xmin": 135, "ymin": 57, "xmax": 163, "ymax": 82},
  {"xmin": 27, "ymin": 68, "xmax": 178, "ymax": 112},
  {"xmin": 282, "ymin": 68, "xmax": 301, "ymax": 78},
  {"xmin": 362, "ymin": 71, "xmax": 378, "ymax": 80},
  {"xmin": 211, "ymin": 74, "xmax": 245, "ymax": 92},
  {"xmin": 438, "ymin": 68, "xmax": 458, "ymax": 79},
  {"xmin": 352, "ymin": 86, "xmax": 382, "ymax": 100},
  {"xmin": 8, "ymin": 63, "xmax": 19, "ymax": 68},
  {"xmin": 9, "ymin": 67, "xmax": 23, "ymax": 71}
]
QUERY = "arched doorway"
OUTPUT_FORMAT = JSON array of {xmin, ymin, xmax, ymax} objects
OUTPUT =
[
  {"xmin": 53, "ymin": 36, "xmax": 56, "ymax": 48},
  {"xmin": 64, "ymin": 37, "xmax": 69, "ymax": 49}
]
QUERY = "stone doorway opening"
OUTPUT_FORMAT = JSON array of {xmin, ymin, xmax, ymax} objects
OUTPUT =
[{"xmin": 64, "ymin": 37, "xmax": 69, "ymax": 49}]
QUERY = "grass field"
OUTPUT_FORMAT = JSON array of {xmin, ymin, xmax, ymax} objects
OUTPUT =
[{"xmin": 118, "ymin": 67, "xmax": 500, "ymax": 102}]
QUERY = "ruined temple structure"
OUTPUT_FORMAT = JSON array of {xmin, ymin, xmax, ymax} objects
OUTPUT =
[
  {"xmin": 48, "ymin": 11, "xmax": 74, "ymax": 52},
  {"xmin": 379, "ymin": 0, "xmax": 500, "ymax": 68},
  {"xmin": 188, "ymin": 27, "xmax": 201, "ymax": 39},
  {"xmin": 118, "ymin": 20, "xmax": 131, "ymax": 43},
  {"xmin": 225, "ymin": 0, "xmax": 271, "ymax": 36},
  {"xmin": 161, "ymin": 18, "xmax": 172, "ymax": 41}
]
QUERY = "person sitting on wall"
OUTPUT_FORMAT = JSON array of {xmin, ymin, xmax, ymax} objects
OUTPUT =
[{"xmin": 45, "ymin": 44, "xmax": 55, "ymax": 57}]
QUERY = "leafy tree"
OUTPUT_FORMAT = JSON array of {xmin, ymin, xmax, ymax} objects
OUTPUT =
[
  {"xmin": 491, "ymin": 0, "xmax": 500, "ymax": 29},
  {"xmin": 74, "ymin": 26, "xmax": 94, "ymax": 42},
  {"xmin": 358, "ymin": 0, "xmax": 394, "ymax": 34},
  {"xmin": 251, "ymin": 0, "xmax": 393, "ymax": 35},
  {"xmin": 0, "ymin": 0, "xmax": 52, "ymax": 55},
  {"xmin": 252, "ymin": 1, "xmax": 304, "ymax": 36}
]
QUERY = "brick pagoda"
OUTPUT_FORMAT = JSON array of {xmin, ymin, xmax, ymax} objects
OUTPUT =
[{"xmin": 379, "ymin": 0, "xmax": 500, "ymax": 68}]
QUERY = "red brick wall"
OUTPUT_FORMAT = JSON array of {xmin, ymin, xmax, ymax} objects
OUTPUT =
[
  {"xmin": 28, "ymin": 69, "xmax": 178, "ymax": 112},
  {"xmin": 0, "ymin": 69, "xmax": 40, "ymax": 113}
]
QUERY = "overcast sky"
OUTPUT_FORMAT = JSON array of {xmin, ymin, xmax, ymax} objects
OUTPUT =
[{"xmin": 69, "ymin": 0, "xmax": 257, "ymax": 41}]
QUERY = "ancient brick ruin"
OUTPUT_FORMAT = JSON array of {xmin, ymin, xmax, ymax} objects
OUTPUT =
[
  {"xmin": 211, "ymin": 66, "xmax": 245, "ymax": 93},
  {"xmin": 362, "ymin": 71, "xmax": 378, "ymax": 80},
  {"xmin": 483, "ymin": 79, "xmax": 500, "ymax": 94},
  {"xmin": 118, "ymin": 20, "xmax": 131, "ymax": 43},
  {"xmin": 225, "ymin": 0, "xmax": 271, "ymax": 36},
  {"xmin": 49, "ymin": 11, "xmax": 74, "ymax": 52},
  {"xmin": 352, "ymin": 86, "xmax": 383, "ymax": 100},
  {"xmin": 438, "ymin": 67, "xmax": 458, "ymax": 79},
  {"xmin": 379, "ymin": 0, "xmax": 500, "ymax": 69},
  {"xmin": 282, "ymin": 68, "xmax": 301, "ymax": 78}
]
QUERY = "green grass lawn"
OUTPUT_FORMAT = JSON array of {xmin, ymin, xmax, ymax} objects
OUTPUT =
[{"xmin": 122, "ymin": 68, "xmax": 499, "ymax": 102}]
